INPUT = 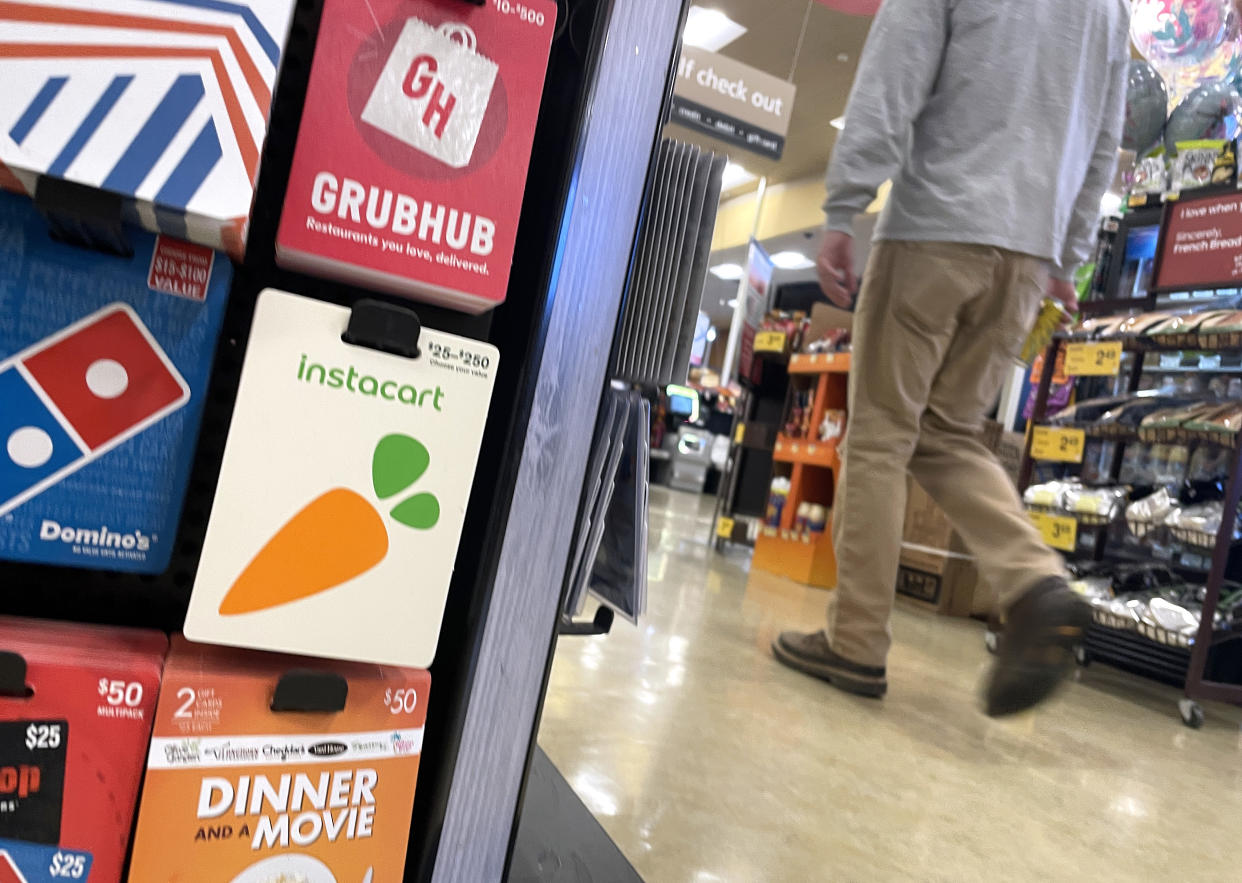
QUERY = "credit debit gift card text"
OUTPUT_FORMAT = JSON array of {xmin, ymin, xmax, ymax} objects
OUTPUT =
[
  {"xmin": 0, "ymin": 721, "xmax": 68, "ymax": 846},
  {"xmin": 0, "ymin": 839, "xmax": 91, "ymax": 883},
  {"xmin": 0, "ymin": 305, "xmax": 189, "ymax": 518}
]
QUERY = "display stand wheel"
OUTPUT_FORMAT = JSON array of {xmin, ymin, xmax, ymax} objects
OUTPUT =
[
  {"xmin": 1179, "ymin": 698, "xmax": 1205, "ymax": 730},
  {"xmin": 984, "ymin": 630, "xmax": 1000, "ymax": 655},
  {"xmin": 1074, "ymin": 644, "xmax": 1090, "ymax": 667}
]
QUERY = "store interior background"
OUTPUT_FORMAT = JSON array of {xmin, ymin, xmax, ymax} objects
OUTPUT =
[{"xmin": 536, "ymin": 2, "xmax": 1242, "ymax": 882}]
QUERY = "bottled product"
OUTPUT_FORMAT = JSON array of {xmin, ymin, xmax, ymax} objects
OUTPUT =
[{"xmin": 766, "ymin": 478, "xmax": 790, "ymax": 528}]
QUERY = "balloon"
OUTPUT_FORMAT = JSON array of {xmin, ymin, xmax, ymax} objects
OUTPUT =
[
  {"xmin": 1164, "ymin": 3, "xmax": 1242, "ymax": 102},
  {"xmin": 1132, "ymin": 0, "xmax": 1233, "ymax": 69},
  {"xmin": 1124, "ymin": 60, "xmax": 1170, "ymax": 152},
  {"xmin": 1165, "ymin": 79, "xmax": 1242, "ymax": 153}
]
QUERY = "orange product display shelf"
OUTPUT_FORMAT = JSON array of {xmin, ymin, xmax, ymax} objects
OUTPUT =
[
  {"xmin": 752, "ymin": 526, "xmax": 837, "ymax": 588},
  {"xmin": 773, "ymin": 435, "xmax": 840, "ymax": 470},
  {"xmin": 789, "ymin": 352, "xmax": 851, "ymax": 374}
]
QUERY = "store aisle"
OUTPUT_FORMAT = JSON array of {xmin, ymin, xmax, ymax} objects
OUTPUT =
[{"xmin": 538, "ymin": 488, "xmax": 1242, "ymax": 882}]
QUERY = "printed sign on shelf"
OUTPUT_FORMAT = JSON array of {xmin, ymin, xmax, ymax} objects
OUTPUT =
[
  {"xmin": 1029, "ymin": 427, "xmax": 1086, "ymax": 463},
  {"xmin": 0, "ymin": 191, "xmax": 230, "ymax": 573},
  {"xmin": 128, "ymin": 636, "xmax": 430, "ymax": 882},
  {"xmin": 671, "ymin": 47, "xmax": 796, "ymax": 159},
  {"xmin": 1064, "ymin": 341, "xmax": 1123, "ymax": 376},
  {"xmin": 1157, "ymin": 192, "xmax": 1242, "ymax": 291},
  {"xmin": 276, "ymin": 0, "xmax": 557, "ymax": 313},
  {"xmin": 185, "ymin": 290, "xmax": 498, "ymax": 668}
]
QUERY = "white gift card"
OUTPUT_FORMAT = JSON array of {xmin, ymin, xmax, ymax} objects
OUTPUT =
[
  {"xmin": 185, "ymin": 289, "xmax": 497, "ymax": 667},
  {"xmin": 361, "ymin": 18, "xmax": 500, "ymax": 169}
]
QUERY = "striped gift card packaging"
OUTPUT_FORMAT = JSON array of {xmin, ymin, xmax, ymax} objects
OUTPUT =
[{"xmin": 0, "ymin": 0, "xmax": 296, "ymax": 258}]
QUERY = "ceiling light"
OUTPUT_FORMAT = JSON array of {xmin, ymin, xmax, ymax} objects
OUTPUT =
[
  {"xmin": 706, "ymin": 328, "xmax": 718, "ymax": 342},
  {"xmin": 726, "ymin": 298, "xmax": 739, "ymax": 308},
  {"xmin": 709, "ymin": 262, "xmax": 745, "ymax": 280},
  {"xmin": 771, "ymin": 251, "xmax": 815, "ymax": 270},
  {"xmin": 830, "ymin": 116, "xmax": 846, "ymax": 131},
  {"xmin": 683, "ymin": 6, "xmax": 747, "ymax": 51},
  {"xmin": 720, "ymin": 162, "xmax": 756, "ymax": 191}
]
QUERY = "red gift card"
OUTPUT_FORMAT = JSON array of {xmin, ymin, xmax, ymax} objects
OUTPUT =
[
  {"xmin": 276, "ymin": 0, "xmax": 556, "ymax": 314},
  {"xmin": 0, "ymin": 618, "xmax": 166, "ymax": 882}
]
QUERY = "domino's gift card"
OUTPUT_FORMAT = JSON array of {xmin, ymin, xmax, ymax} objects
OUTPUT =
[{"xmin": 0, "ymin": 191, "xmax": 230, "ymax": 572}]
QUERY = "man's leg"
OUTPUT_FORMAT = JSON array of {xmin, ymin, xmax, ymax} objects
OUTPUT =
[
  {"xmin": 906, "ymin": 253, "xmax": 1066, "ymax": 607},
  {"xmin": 773, "ymin": 241, "xmax": 993, "ymax": 694},
  {"xmin": 906, "ymin": 250, "xmax": 1088, "ymax": 716}
]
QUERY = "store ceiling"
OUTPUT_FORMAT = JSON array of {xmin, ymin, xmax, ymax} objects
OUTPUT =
[{"xmin": 666, "ymin": 0, "xmax": 875, "ymax": 192}]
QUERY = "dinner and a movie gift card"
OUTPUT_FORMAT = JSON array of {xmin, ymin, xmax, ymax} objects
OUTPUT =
[
  {"xmin": 0, "ymin": 190, "xmax": 231, "ymax": 573},
  {"xmin": 128, "ymin": 636, "xmax": 431, "ymax": 882},
  {"xmin": 0, "ymin": 618, "xmax": 166, "ymax": 883},
  {"xmin": 185, "ymin": 289, "xmax": 497, "ymax": 668}
]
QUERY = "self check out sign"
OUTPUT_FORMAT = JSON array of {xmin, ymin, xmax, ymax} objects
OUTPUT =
[{"xmin": 670, "ymin": 46, "xmax": 796, "ymax": 160}]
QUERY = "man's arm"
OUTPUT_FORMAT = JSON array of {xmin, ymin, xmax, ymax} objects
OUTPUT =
[
  {"xmin": 1053, "ymin": 58, "xmax": 1127, "ymax": 281},
  {"xmin": 824, "ymin": 0, "xmax": 951, "ymax": 234}
]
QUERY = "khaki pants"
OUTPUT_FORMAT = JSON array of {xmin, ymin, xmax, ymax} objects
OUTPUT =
[{"xmin": 827, "ymin": 240, "xmax": 1067, "ymax": 667}]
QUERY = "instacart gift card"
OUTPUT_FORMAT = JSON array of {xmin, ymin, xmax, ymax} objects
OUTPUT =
[{"xmin": 185, "ymin": 289, "xmax": 497, "ymax": 667}]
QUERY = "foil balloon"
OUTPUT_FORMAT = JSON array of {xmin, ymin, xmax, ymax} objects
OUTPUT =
[
  {"xmin": 1165, "ymin": 79, "xmax": 1242, "ymax": 153},
  {"xmin": 1124, "ymin": 60, "xmax": 1170, "ymax": 152},
  {"xmin": 1164, "ymin": 2, "xmax": 1242, "ymax": 102},
  {"xmin": 1132, "ymin": 0, "xmax": 1233, "ymax": 68}
]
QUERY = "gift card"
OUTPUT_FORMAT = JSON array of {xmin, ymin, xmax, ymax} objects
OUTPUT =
[
  {"xmin": 128, "ymin": 636, "xmax": 430, "ymax": 882},
  {"xmin": 185, "ymin": 289, "xmax": 496, "ymax": 667},
  {"xmin": 0, "ymin": 0, "xmax": 298, "ymax": 257},
  {"xmin": 0, "ymin": 191, "xmax": 231, "ymax": 573},
  {"xmin": 0, "ymin": 618, "xmax": 166, "ymax": 883},
  {"xmin": 276, "ymin": 0, "xmax": 557, "ymax": 312}
]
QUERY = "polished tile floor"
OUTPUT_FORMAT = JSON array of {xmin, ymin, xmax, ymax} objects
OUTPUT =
[{"xmin": 538, "ymin": 487, "xmax": 1242, "ymax": 882}]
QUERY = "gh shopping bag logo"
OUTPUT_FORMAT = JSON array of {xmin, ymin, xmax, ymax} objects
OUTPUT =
[
  {"xmin": 218, "ymin": 434, "xmax": 440, "ymax": 615},
  {"xmin": 361, "ymin": 19, "xmax": 500, "ymax": 169}
]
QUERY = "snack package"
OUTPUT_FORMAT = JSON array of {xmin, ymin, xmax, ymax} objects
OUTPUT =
[
  {"xmin": 1131, "ymin": 151, "xmax": 1168, "ymax": 196},
  {"xmin": 0, "ymin": 190, "xmax": 230, "ymax": 572},
  {"xmin": 276, "ymin": 0, "xmax": 557, "ymax": 313},
  {"xmin": 0, "ymin": 0, "xmax": 298, "ymax": 258},
  {"xmin": 0, "ymin": 618, "xmax": 166, "ymax": 882},
  {"xmin": 1171, "ymin": 139, "xmax": 1234, "ymax": 190},
  {"xmin": 128, "ymin": 636, "xmax": 430, "ymax": 882}
]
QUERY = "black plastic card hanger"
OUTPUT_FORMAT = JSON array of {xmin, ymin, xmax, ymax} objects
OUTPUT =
[{"xmin": 271, "ymin": 669, "xmax": 349, "ymax": 713}]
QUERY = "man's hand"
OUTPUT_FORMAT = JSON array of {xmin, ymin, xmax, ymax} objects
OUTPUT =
[
  {"xmin": 1047, "ymin": 276, "xmax": 1079, "ymax": 323},
  {"xmin": 817, "ymin": 231, "xmax": 857, "ymax": 309}
]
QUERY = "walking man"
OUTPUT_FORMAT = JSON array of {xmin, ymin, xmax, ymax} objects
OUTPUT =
[{"xmin": 773, "ymin": 0, "xmax": 1130, "ymax": 716}]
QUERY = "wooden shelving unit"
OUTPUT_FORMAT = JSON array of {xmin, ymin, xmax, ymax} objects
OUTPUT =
[{"xmin": 751, "ymin": 352, "xmax": 849, "ymax": 587}]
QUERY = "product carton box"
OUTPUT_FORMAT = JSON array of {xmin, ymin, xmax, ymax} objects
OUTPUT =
[{"xmin": 0, "ymin": 0, "xmax": 297, "ymax": 258}]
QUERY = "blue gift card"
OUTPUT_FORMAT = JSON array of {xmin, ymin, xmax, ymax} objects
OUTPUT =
[
  {"xmin": 0, "ymin": 840, "xmax": 91, "ymax": 883},
  {"xmin": 0, "ymin": 191, "xmax": 230, "ymax": 572}
]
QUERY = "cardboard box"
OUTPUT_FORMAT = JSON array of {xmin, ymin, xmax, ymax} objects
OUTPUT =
[
  {"xmin": 895, "ymin": 421, "xmax": 1021, "ymax": 617},
  {"xmin": 897, "ymin": 478, "xmax": 984, "ymax": 617}
]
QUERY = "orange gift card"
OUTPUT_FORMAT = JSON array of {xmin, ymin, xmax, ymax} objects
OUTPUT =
[{"xmin": 127, "ymin": 636, "xmax": 430, "ymax": 882}]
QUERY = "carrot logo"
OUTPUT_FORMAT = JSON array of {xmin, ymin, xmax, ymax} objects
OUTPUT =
[{"xmin": 218, "ymin": 434, "xmax": 440, "ymax": 615}]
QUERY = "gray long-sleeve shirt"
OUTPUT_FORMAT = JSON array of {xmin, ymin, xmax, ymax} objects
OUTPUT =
[{"xmin": 825, "ymin": 0, "xmax": 1130, "ymax": 279}]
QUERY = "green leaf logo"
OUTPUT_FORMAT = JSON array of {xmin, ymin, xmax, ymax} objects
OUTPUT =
[{"xmin": 372, "ymin": 434, "xmax": 440, "ymax": 530}]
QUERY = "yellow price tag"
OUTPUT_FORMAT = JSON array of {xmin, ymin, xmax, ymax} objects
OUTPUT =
[
  {"xmin": 754, "ymin": 330, "xmax": 787, "ymax": 353},
  {"xmin": 716, "ymin": 517, "xmax": 735, "ymax": 540},
  {"xmin": 734, "ymin": 423, "xmax": 745, "ymax": 445},
  {"xmin": 1030, "ymin": 426, "xmax": 1086, "ymax": 463},
  {"xmin": 1030, "ymin": 512, "xmax": 1077, "ymax": 552},
  {"xmin": 1064, "ymin": 341, "xmax": 1122, "ymax": 376}
]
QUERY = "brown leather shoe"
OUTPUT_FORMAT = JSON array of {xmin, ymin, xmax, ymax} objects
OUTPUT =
[
  {"xmin": 772, "ymin": 630, "xmax": 887, "ymax": 698},
  {"xmin": 983, "ymin": 577, "xmax": 1090, "ymax": 717}
]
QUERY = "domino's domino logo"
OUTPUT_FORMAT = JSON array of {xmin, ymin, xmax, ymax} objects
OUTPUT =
[{"xmin": 1, "ymin": 305, "xmax": 189, "ymax": 520}]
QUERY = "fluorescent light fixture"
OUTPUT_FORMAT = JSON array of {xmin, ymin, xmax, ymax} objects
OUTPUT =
[
  {"xmin": 771, "ymin": 251, "xmax": 815, "ymax": 270},
  {"xmin": 720, "ymin": 161, "xmax": 756, "ymax": 191},
  {"xmin": 830, "ymin": 116, "xmax": 846, "ymax": 131},
  {"xmin": 1100, "ymin": 191, "xmax": 1123, "ymax": 217},
  {"xmin": 683, "ymin": 6, "xmax": 747, "ymax": 51},
  {"xmin": 709, "ymin": 262, "xmax": 745, "ymax": 280}
]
